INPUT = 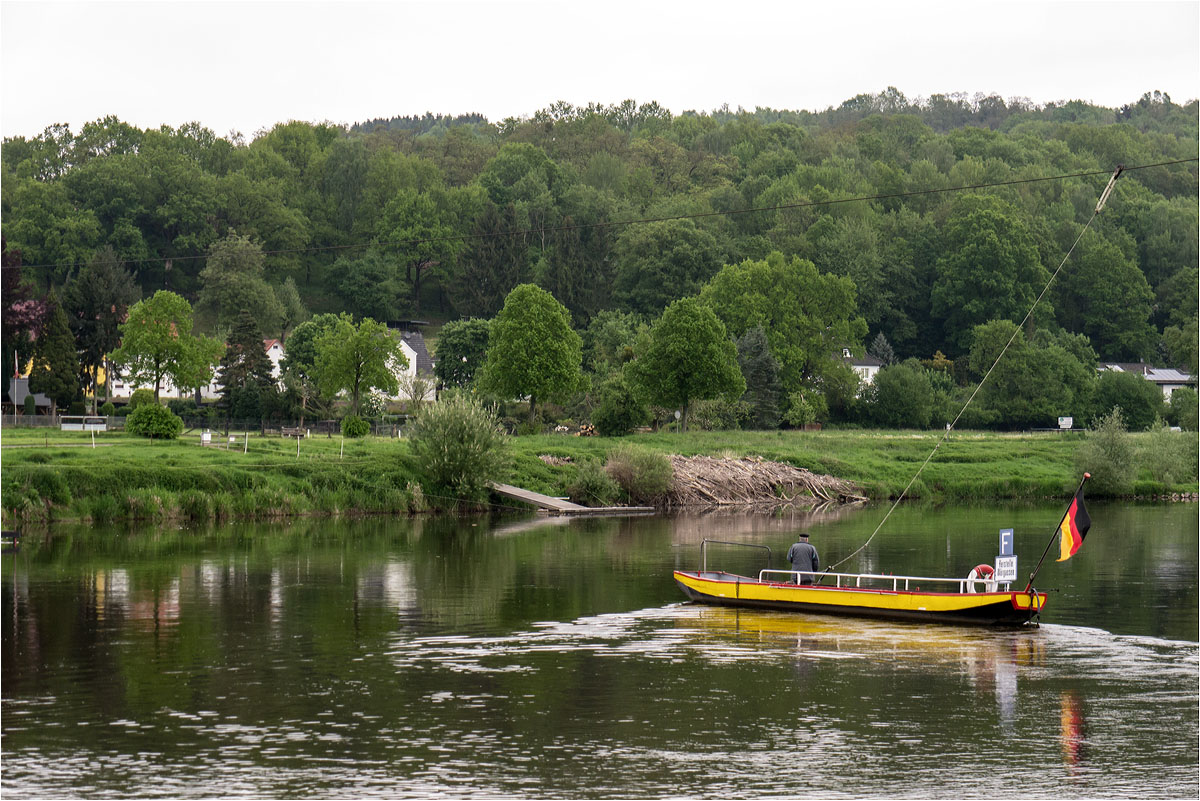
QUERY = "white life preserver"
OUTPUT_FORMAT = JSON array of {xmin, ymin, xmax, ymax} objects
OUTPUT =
[{"xmin": 966, "ymin": 563, "xmax": 997, "ymax": 593}]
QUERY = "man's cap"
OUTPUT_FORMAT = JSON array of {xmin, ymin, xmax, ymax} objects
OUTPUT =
[{"xmin": 798, "ymin": 532, "xmax": 810, "ymax": 539}]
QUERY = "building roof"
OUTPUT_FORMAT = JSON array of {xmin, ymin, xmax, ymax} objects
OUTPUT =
[
  {"xmin": 8, "ymin": 377, "xmax": 49, "ymax": 407},
  {"xmin": 400, "ymin": 330, "xmax": 435, "ymax": 375},
  {"xmin": 1100, "ymin": 363, "xmax": 1196, "ymax": 385}
]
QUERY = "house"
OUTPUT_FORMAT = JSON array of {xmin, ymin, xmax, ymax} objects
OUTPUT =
[
  {"xmin": 263, "ymin": 339, "xmax": 285, "ymax": 381},
  {"xmin": 841, "ymin": 348, "xmax": 884, "ymax": 386},
  {"xmin": 390, "ymin": 323, "xmax": 437, "ymax": 402},
  {"xmin": 108, "ymin": 339, "xmax": 285, "ymax": 402},
  {"xmin": 1098, "ymin": 363, "xmax": 1196, "ymax": 400},
  {"xmin": 7, "ymin": 377, "xmax": 51, "ymax": 413}
]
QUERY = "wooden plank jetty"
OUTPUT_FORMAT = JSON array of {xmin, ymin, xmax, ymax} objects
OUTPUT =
[{"xmin": 488, "ymin": 482, "xmax": 655, "ymax": 516}]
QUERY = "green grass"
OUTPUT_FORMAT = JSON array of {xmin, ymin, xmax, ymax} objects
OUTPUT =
[{"xmin": 3, "ymin": 426, "xmax": 1194, "ymax": 527}]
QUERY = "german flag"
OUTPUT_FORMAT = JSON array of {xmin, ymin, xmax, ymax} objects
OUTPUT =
[{"xmin": 1056, "ymin": 484, "xmax": 1092, "ymax": 562}]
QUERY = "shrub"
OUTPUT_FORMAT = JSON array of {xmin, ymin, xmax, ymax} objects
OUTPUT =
[
  {"xmin": 589, "ymin": 374, "xmax": 648, "ymax": 437},
  {"xmin": 129, "ymin": 388, "xmax": 156, "ymax": 410},
  {"xmin": 126, "ymin": 404, "xmax": 184, "ymax": 439},
  {"xmin": 99, "ymin": 401, "xmax": 116, "ymax": 417},
  {"xmin": 409, "ymin": 395, "xmax": 508, "ymax": 504},
  {"xmin": 1092, "ymin": 371, "xmax": 1164, "ymax": 431},
  {"xmin": 23, "ymin": 395, "xmax": 35, "ymax": 416},
  {"xmin": 567, "ymin": 458, "xmax": 621, "ymax": 506},
  {"xmin": 68, "ymin": 401, "xmax": 87, "ymax": 415},
  {"xmin": 1075, "ymin": 408, "xmax": 1135, "ymax": 496},
  {"xmin": 1168, "ymin": 387, "xmax": 1198, "ymax": 431},
  {"xmin": 341, "ymin": 415, "xmax": 370, "ymax": 438},
  {"xmin": 605, "ymin": 445, "xmax": 673, "ymax": 504},
  {"xmin": 1138, "ymin": 421, "xmax": 1198, "ymax": 486}
]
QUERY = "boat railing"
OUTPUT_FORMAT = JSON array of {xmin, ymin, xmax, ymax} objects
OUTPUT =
[
  {"xmin": 758, "ymin": 569, "xmax": 1007, "ymax": 594},
  {"xmin": 701, "ymin": 539, "xmax": 772, "ymax": 572}
]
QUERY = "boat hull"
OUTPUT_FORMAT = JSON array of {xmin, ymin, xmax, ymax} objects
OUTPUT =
[{"xmin": 674, "ymin": 570, "xmax": 1046, "ymax": 626}]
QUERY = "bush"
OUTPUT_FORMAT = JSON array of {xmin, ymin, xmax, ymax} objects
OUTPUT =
[
  {"xmin": 1075, "ymin": 408, "xmax": 1135, "ymax": 496},
  {"xmin": 1168, "ymin": 387, "xmax": 1198, "ymax": 431},
  {"xmin": 68, "ymin": 401, "xmax": 87, "ymax": 415},
  {"xmin": 99, "ymin": 401, "xmax": 116, "ymax": 417},
  {"xmin": 341, "ymin": 415, "xmax": 370, "ymax": 438},
  {"xmin": 23, "ymin": 394, "xmax": 36, "ymax": 415},
  {"xmin": 129, "ymin": 388, "xmax": 156, "ymax": 410},
  {"xmin": 1138, "ymin": 421, "xmax": 1198, "ymax": 486},
  {"xmin": 125, "ymin": 404, "xmax": 184, "ymax": 439},
  {"xmin": 409, "ymin": 395, "xmax": 508, "ymax": 504},
  {"xmin": 605, "ymin": 445, "xmax": 673, "ymax": 504},
  {"xmin": 1092, "ymin": 371, "xmax": 1164, "ymax": 431},
  {"xmin": 592, "ymin": 374, "xmax": 649, "ymax": 436},
  {"xmin": 566, "ymin": 458, "xmax": 621, "ymax": 506},
  {"xmin": 167, "ymin": 398, "xmax": 197, "ymax": 416}
]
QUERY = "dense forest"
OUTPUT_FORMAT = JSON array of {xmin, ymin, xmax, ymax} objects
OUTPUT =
[{"xmin": 2, "ymin": 88, "xmax": 1197, "ymax": 430}]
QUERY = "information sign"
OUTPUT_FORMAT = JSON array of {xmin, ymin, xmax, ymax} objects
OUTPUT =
[
  {"xmin": 999, "ymin": 528, "xmax": 1014, "ymax": 556},
  {"xmin": 994, "ymin": 555, "xmax": 1018, "ymax": 583}
]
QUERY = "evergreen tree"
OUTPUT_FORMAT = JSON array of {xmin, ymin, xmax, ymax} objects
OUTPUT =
[
  {"xmin": 63, "ymin": 246, "xmax": 140, "ymax": 411},
  {"xmin": 217, "ymin": 309, "xmax": 276, "ymax": 425},
  {"xmin": 736, "ymin": 327, "xmax": 781, "ymax": 429},
  {"xmin": 29, "ymin": 290, "xmax": 79, "ymax": 416},
  {"xmin": 868, "ymin": 332, "xmax": 896, "ymax": 367}
]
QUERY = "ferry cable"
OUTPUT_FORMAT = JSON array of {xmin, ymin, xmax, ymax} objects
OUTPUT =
[
  {"xmin": 830, "ymin": 165, "xmax": 1125, "ymax": 571},
  {"xmin": 10, "ymin": 158, "xmax": 1192, "ymax": 274}
]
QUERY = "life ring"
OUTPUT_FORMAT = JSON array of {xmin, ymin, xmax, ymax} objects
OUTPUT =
[{"xmin": 966, "ymin": 563, "xmax": 996, "ymax": 593}]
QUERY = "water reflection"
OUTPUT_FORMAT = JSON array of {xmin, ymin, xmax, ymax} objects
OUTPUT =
[{"xmin": 2, "ymin": 506, "xmax": 1197, "ymax": 798}]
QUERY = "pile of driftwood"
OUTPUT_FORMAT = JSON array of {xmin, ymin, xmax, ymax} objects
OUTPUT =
[{"xmin": 663, "ymin": 455, "xmax": 865, "ymax": 508}]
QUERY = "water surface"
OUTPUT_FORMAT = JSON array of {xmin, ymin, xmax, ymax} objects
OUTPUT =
[{"xmin": 3, "ymin": 502, "xmax": 1196, "ymax": 797}]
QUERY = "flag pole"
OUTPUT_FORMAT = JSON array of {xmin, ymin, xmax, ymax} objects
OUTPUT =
[{"xmin": 1024, "ymin": 473, "xmax": 1090, "ymax": 593}]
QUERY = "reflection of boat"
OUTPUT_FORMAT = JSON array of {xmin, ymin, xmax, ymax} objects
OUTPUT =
[{"xmin": 674, "ymin": 540, "xmax": 1046, "ymax": 626}]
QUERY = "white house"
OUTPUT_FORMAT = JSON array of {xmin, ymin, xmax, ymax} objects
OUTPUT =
[
  {"xmin": 108, "ymin": 339, "xmax": 284, "ymax": 402},
  {"xmin": 842, "ymin": 348, "xmax": 884, "ymax": 385},
  {"xmin": 1099, "ymin": 363, "xmax": 1197, "ymax": 400}
]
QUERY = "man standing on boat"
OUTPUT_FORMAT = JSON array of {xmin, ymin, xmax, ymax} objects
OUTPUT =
[{"xmin": 787, "ymin": 533, "xmax": 819, "ymax": 585}]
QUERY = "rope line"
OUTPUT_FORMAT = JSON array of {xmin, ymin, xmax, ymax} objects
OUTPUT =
[
  {"xmin": 9, "ymin": 158, "xmax": 1194, "ymax": 273},
  {"xmin": 830, "ymin": 170, "xmax": 1118, "ymax": 569}
]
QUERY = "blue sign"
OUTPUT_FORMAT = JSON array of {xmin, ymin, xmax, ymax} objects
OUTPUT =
[{"xmin": 999, "ymin": 528, "xmax": 1014, "ymax": 556}]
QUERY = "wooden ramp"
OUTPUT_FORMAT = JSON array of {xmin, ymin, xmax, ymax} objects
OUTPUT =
[{"xmin": 488, "ymin": 482, "xmax": 655, "ymax": 516}]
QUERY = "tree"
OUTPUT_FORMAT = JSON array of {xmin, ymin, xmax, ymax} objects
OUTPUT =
[
  {"xmin": 279, "ymin": 313, "xmax": 344, "ymax": 424},
  {"xmin": 613, "ymin": 220, "xmax": 724, "ymax": 314},
  {"xmin": 217, "ymin": 309, "xmax": 277, "ymax": 425},
  {"xmin": 628, "ymin": 297, "xmax": 745, "ymax": 431},
  {"xmin": 327, "ymin": 250, "xmax": 408, "ymax": 322},
  {"xmin": 735, "ymin": 327, "xmax": 781, "ymax": 429},
  {"xmin": 969, "ymin": 321, "xmax": 1096, "ymax": 430},
  {"xmin": 484, "ymin": 284, "xmax": 582, "ymax": 423},
  {"xmin": 63, "ymin": 246, "xmax": 140, "ymax": 411},
  {"xmin": 931, "ymin": 196, "xmax": 1050, "ymax": 351},
  {"xmin": 868, "ymin": 332, "xmax": 896, "ymax": 367},
  {"xmin": 866, "ymin": 361, "xmax": 935, "ymax": 429},
  {"xmin": 312, "ymin": 316, "xmax": 407, "ymax": 415},
  {"xmin": 698, "ymin": 251, "xmax": 867, "ymax": 396},
  {"xmin": 274, "ymin": 276, "xmax": 309, "ymax": 344},
  {"xmin": 1053, "ymin": 231, "xmax": 1154, "ymax": 360},
  {"xmin": 28, "ymin": 290, "xmax": 79, "ymax": 416},
  {"xmin": 110, "ymin": 290, "xmax": 222, "ymax": 402},
  {"xmin": 377, "ymin": 190, "xmax": 458, "ymax": 312},
  {"xmin": 1092, "ymin": 370, "xmax": 1165, "ymax": 431},
  {"xmin": 433, "ymin": 318, "xmax": 491, "ymax": 389},
  {"xmin": 197, "ymin": 232, "xmax": 283, "ymax": 333},
  {"xmin": 448, "ymin": 202, "xmax": 530, "ymax": 318}
]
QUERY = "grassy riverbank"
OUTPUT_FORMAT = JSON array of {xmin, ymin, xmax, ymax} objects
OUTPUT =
[{"xmin": 2, "ymin": 427, "xmax": 1195, "ymax": 526}]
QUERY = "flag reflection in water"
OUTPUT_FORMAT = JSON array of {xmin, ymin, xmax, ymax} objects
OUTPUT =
[{"xmin": 1060, "ymin": 690, "xmax": 1086, "ymax": 772}]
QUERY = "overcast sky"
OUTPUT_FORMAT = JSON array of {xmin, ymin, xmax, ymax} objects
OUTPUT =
[{"xmin": 2, "ymin": 0, "xmax": 1198, "ymax": 140}]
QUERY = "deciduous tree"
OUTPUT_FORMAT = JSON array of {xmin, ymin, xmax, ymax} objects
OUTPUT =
[
  {"xmin": 628, "ymin": 297, "xmax": 745, "ymax": 432},
  {"xmin": 484, "ymin": 284, "xmax": 582, "ymax": 422}
]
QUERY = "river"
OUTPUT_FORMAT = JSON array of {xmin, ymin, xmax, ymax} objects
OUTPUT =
[{"xmin": 3, "ymin": 502, "xmax": 1197, "ymax": 798}]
